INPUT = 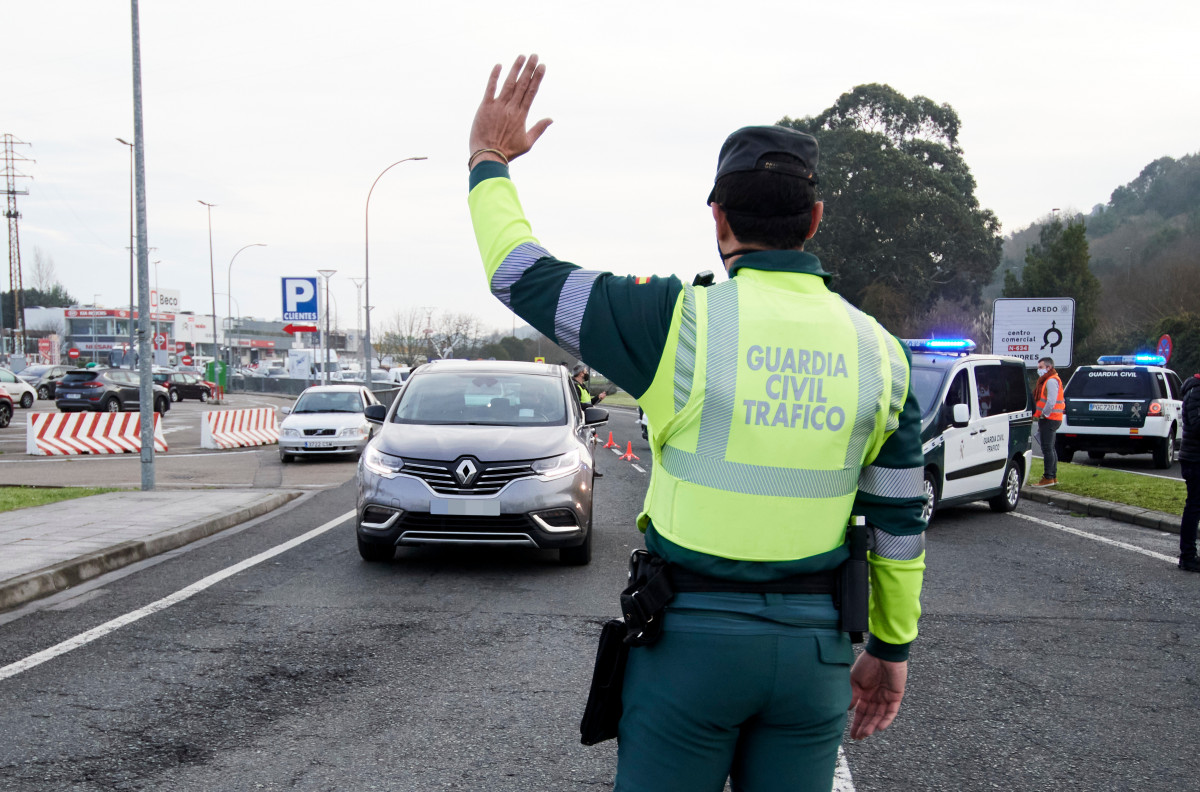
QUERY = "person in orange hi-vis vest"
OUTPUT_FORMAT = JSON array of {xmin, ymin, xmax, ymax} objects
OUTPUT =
[{"xmin": 1032, "ymin": 356, "xmax": 1065, "ymax": 487}]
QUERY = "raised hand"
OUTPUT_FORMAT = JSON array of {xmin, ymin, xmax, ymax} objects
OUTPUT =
[{"xmin": 469, "ymin": 54, "xmax": 553, "ymax": 167}]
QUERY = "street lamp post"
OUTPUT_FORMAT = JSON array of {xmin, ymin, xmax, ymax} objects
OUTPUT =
[
  {"xmin": 365, "ymin": 156, "xmax": 427, "ymax": 377},
  {"xmin": 317, "ymin": 269, "xmax": 336, "ymax": 386},
  {"xmin": 116, "ymin": 137, "xmax": 135, "ymax": 369},
  {"xmin": 226, "ymin": 243, "xmax": 266, "ymax": 372},
  {"xmin": 197, "ymin": 200, "xmax": 218, "ymax": 399},
  {"xmin": 350, "ymin": 277, "xmax": 364, "ymax": 372}
]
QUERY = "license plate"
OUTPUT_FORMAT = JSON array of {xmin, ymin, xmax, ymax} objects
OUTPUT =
[
  {"xmin": 65, "ymin": 393, "xmax": 81, "ymax": 399},
  {"xmin": 430, "ymin": 498, "xmax": 501, "ymax": 517},
  {"xmin": 304, "ymin": 440, "xmax": 333, "ymax": 448},
  {"xmin": 1088, "ymin": 403, "xmax": 1123, "ymax": 412}
]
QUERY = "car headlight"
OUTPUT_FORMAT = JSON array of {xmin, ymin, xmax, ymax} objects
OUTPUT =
[
  {"xmin": 532, "ymin": 449, "xmax": 583, "ymax": 480},
  {"xmin": 362, "ymin": 445, "xmax": 404, "ymax": 476},
  {"xmin": 281, "ymin": 428, "xmax": 301, "ymax": 437},
  {"xmin": 339, "ymin": 424, "xmax": 369, "ymax": 437}
]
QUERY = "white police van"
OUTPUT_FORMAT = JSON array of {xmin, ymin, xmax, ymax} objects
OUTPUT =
[
  {"xmin": 906, "ymin": 339, "xmax": 1034, "ymax": 523},
  {"xmin": 1056, "ymin": 354, "xmax": 1183, "ymax": 469}
]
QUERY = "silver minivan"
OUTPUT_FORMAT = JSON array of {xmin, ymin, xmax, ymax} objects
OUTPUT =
[{"xmin": 356, "ymin": 360, "xmax": 606, "ymax": 565}]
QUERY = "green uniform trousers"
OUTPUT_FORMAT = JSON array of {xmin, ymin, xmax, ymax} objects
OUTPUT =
[{"xmin": 615, "ymin": 593, "xmax": 853, "ymax": 792}]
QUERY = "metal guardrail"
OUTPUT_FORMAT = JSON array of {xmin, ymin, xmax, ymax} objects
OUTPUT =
[{"xmin": 229, "ymin": 377, "xmax": 404, "ymax": 407}]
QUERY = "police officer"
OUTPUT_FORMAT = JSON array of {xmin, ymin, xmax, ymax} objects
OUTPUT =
[
  {"xmin": 1032, "ymin": 356, "xmax": 1065, "ymax": 487},
  {"xmin": 466, "ymin": 55, "xmax": 926, "ymax": 791},
  {"xmin": 572, "ymin": 363, "xmax": 606, "ymax": 406}
]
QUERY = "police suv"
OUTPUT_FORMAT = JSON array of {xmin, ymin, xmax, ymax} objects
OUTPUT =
[
  {"xmin": 906, "ymin": 339, "xmax": 1034, "ymax": 523},
  {"xmin": 1055, "ymin": 354, "xmax": 1183, "ymax": 469}
]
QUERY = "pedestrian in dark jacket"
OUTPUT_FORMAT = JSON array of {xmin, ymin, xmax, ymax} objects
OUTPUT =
[{"xmin": 1178, "ymin": 374, "xmax": 1200, "ymax": 572}]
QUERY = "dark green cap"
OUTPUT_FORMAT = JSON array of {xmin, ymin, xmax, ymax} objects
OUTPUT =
[{"xmin": 707, "ymin": 125, "xmax": 819, "ymax": 204}]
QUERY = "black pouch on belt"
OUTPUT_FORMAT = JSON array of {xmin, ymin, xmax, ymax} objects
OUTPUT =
[
  {"xmin": 619, "ymin": 550, "xmax": 674, "ymax": 646},
  {"xmin": 838, "ymin": 516, "xmax": 870, "ymax": 643},
  {"xmin": 579, "ymin": 618, "xmax": 630, "ymax": 746}
]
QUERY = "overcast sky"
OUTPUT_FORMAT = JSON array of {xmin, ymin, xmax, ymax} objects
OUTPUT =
[{"xmin": 6, "ymin": 1, "xmax": 1198, "ymax": 335}]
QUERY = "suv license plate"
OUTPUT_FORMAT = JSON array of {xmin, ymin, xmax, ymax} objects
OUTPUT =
[
  {"xmin": 1089, "ymin": 403, "xmax": 1123, "ymax": 412},
  {"xmin": 305, "ymin": 440, "xmax": 333, "ymax": 448},
  {"xmin": 431, "ymin": 498, "xmax": 501, "ymax": 517},
  {"xmin": 65, "ymin": 393, "xmax": 81, "ymax": 399}
]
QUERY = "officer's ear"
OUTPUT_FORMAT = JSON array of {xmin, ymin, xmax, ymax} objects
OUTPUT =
[{"xmin": 805, "ymin": 201, "xmax": 824, "ymax": 241}]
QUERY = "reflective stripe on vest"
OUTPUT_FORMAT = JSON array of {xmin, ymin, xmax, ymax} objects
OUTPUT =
[
  {"xmin": 639, "ymin": 279, "xmax": 909, "ymax": 562},
  {"xmin": 1035, "ymin": 373, "xmax": 1065, "ymax": 420}
]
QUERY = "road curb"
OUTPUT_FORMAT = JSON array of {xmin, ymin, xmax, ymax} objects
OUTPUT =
[
  {"xmin": 1021, "ymin": 487, "xmax": 1180, "ymax": 534},
  {"xmin": 0, "ymin": 490, "xmax": 303, "ymax": 612}
]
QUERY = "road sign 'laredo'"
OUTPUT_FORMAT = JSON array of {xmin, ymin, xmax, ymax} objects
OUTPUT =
[
  {"xmin": 991, "ymin": 298, "xmax": 1075, "ymax": 369},
  {"xmin": 282, "ymin": 277, "xmax": 319, "ymax": 322}
]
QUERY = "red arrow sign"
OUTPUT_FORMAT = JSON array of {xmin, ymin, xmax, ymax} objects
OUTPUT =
[{"xmin": 283, "ymin": 323, "xmax": 318, "ymax": 335}]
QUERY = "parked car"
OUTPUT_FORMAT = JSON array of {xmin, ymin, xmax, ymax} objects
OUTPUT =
[
  {"xmin": 278, "ymin": 385, "xmax": 382, "ymax": 463},
  {"xmin": 905, "ymin": 339, "xmax": 1033, "ymax": 523},
  {"xmin": 356, "ymin": 360, "xmax": 607, "ymax": 566},
  {"xmin": 55, "ymin": 368, "xmax": 171, "ymax": 414},
  {"xmin": 0, "ymin": 387, "xmax": 13, "ymax": 428},
  {"xmin": 0, "ymin": 367, "xmax": 38, "ymax": 408},
  {"xmin": 152, "ymin": 371, "xmax": 213, "ymax": 402},
  {"xmin": 18, "ymin": 364, "xmax": 73, "ymax": 401}
]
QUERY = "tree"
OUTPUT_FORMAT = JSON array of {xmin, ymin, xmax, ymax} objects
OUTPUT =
[
  {"xmin": 2, "ymin": 286, "xmax": 78, "ymax": 329},
  {"xmin": 779, "ymin": 84, "xmax": 1002, "ymax": 327},
  {"xmin": 31, "ymin": 248, "xmax": 56, "ymax": 292},
  {"xmin": 1003, "ymin": 218, "xmax": 1101, "ymax": 345}
]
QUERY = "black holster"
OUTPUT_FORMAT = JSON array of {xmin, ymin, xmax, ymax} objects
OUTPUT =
[
  {"xmin": 619, "ymin": 550, "xmax": 674, "ymax": 646},
  {"xmin": 838, "ymin": 516, "xmax": 870, "ymax": 643}
]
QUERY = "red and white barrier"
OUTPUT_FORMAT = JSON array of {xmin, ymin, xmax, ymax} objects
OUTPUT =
[
  {"xmin": 201, "ymin": 407, "xmax": 278, "ymax": 449},
  {"xmin": 26, "ymin": 411, "xmax": 168, "ymax": 456}
]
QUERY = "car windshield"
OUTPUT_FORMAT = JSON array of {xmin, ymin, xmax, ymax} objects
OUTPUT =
[
  {"xmin": 20, "ymin": 365, "xmax": 49, "ymax": 379},
  {"xmin": 391, "ymin": 371, "xmax": 567, "ymax": 426},
  {"xmin": 292, "ymin": 391, "xmax": 363, "ymax": 413},
  {"xmin": 1066, "ymin": 368, "xmax": 1154, "ymax": 399},
  {"xmin": 909, "ymin": 366, "xmax": 947, "ymax": 418}
]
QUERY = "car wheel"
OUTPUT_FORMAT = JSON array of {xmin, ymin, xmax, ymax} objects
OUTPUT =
[
  {"xmin": 988, "ymin": 459, "xmax": 1023, "ymax": 513},
  {"xmin": 37, "ymin": 386, "xmax": 49, "ymax": 400},
  {"xmin": 558, "ymin": 521, "xmax": 593, "ymax": 566},
  {"xmin": 155, "ymin": 397, "xmax": 169, "ymax": 414},
  {"xmin": 0, "ymin": 404, "xmax": 11, "ymax": 428},
  {"xmin": 199, "ymin": 390, "xmax": 209, "ymax": 403},
  {"xmin": 280, "ymin": 451, "xmax": 293, "ymax": 463},
  {"xmin": 921, "ymin": 469, "xmax": 938, "ymax": 524},
  {"xmin": 19, "ymin": 392, "xmax": 33, "ymax": 409},
  {"xmin": 103, "ymin": 397, "xmax": 120, "ymax": 413},
  {"xmin": 357, "ymin": 536, "xmax": 394, "ymax": 562},
  {"xmin": 1087, "ymin": 451, "xmax": 1106, "ymax": 461},
  {"xmin": 169, "ymin": 389, "xmax": 180, "ymax": 402},
  {"xmin": 1153, "ymin": 427, "xmax": 1176, "ymax": 469},
  {"xmin": 1054, "ymin": 437, "xmax": 1074, "ymax": 464}
]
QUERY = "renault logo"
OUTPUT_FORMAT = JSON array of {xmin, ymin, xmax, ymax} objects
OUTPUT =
[{"xmin": 454, "ymin": 458, "xmax": 478, "ymax": 485}]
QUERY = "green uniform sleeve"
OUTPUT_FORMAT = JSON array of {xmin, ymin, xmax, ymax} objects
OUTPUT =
[{"xmin": 468, "ymin": 163, "xmax": 682, "ymax": 397}]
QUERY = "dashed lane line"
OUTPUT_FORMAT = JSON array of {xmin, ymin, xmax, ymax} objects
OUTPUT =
[
  {"xmin": 1009, "ymin": 511, "xmax": 1176, "ymax": 563},
  {"xmin": 835, "ymin": 747, "xmax": 855, "ymax": 791},
  {"xmin": 0, "ymin": 509, "xmax": 356, "ymax": 683},
  {"xmin": 631, "ymin": 464, "xmax": 646, "ymax": 473}
]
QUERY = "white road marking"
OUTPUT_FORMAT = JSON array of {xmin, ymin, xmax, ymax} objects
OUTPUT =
[
  {"xmin": 1009, "ymin": 511, "xmax": 1177, "ymax": 563},
  {"xmin": 834, "ymin": 747, "xmax": 856, "ymax": 791},
  {"xmin": 0, "ymin": 448, "xmax": 271, "ymax": 463},
  {"xmin": 611, "ymin": 448, "xmax": 621, "ymax": 455},
  {"xmin": 0, "ymin": 509, "xmax": 355, "ymax": 683},
  {"xmin": 631, "ymin": 464, "xmax": 646, "ymax": 473}
]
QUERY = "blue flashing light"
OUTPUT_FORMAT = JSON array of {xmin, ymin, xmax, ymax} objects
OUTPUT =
[
  {"xmin": 1096, "ymin": 354, "xmax": 1166, "ymax": 366},
  {"xmin": 903, "ymin": 338, "xmax": 977, "ymax": 354}
]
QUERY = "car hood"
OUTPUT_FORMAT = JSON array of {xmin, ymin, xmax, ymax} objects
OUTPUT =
[
  {"xmin": 375, "ymin": 422, "xmax": 577, "ymax": 462},
  {"xmin": 281, "ymin": 412, "xmax": 368, "ymax": 430}
]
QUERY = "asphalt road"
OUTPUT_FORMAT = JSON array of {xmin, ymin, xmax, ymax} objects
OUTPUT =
[{"xmin": 1, "ymin": 408, "xmax": 1197, "ymax": 790}]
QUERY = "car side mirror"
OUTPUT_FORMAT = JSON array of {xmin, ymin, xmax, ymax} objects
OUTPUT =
[
  {"xmin": 364, "ymin": 404, "xmax": 387, "ymax": 425},
  {"xmin": 952, "ymin": 403, "xmax": 970, "ymax": 427},
  {"xmin": 583, "ymin": 407, "xmax": 608, "ymax": 426},
  {"xmin": 280, "ymin": 406, "xmax": 292, "ymax": 415}
]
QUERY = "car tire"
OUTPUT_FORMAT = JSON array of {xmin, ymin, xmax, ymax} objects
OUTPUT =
[
  {"xmin": 199, "ymin": 390, "xmax": 209, "ymax": 403},
  {"xmin": 37, "ymin": 386, "xmax": 49, "ymax": 400},
  {"xmin": 921, "ymin": 469, "xmax": 938, "ymax": 524},
  {"xmin": 1087, "ymin": 451, "xmax": 1106, "ymax": 461},
  {"xmin": 357, "ymin": 536, "xmax": 394, "ymax": 562},
  {"xmin": 1055, "ymin": 437, "xmax": 1074, "ymax": 464},
  {"xmin": 1153, "ymin": 427, "xmax": 1176, "ymax": 469},
  {"xmin": 988, "ymin": 459, "xmax": 1023, "ymax": 513},
  {"xmin": 0, "ymin": 403, "xmax": 11, "ymax": 429},
  {"xmin": 155, "ymin": 397, "xmax": 169, "ymax": 414},
  {"xmin": 280, "ymin": 451, "xmax": 293, "ymax": 463},
  {"xmin": 103, "ymin": 397, "xmax": 120, "ymax": 413},
  {"xmin": 169, "ymin": 390, "xmax": 180, "ymax": 403},
  {"xmin": 559, "ymin": 521, "xmax": 593, "ymax": 566},
  {"xmin": 19, "ymin": 392, "xmax": 33, "ymax": 409}
]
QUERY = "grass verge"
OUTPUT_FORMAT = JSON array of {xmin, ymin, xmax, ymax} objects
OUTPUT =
[
  {"xmin": 0, "ymin": 487, "xmax": 118, "ymax": 515},
  {"xmin": 1029, "ymin": 459, "xmax": 1185, "ymax": 516},
  {"xmin": 601, "ymin": 391, "xmax": 637, "ymax": 408}
]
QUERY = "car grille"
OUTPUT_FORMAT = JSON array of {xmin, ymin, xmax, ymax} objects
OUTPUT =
[
  {"xmin": 396, "ymin": 512, "xmax": 535, "ymax": 534},
  {"xmin": 304, "ymin": 428, "xmax": 336, "ymax": 436},
  {"xmin": 402, "ymin": 457, "xmax": 535, "ymax": 495}
]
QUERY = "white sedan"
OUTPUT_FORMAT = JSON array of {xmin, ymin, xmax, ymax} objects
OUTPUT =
[
  {"xmin": 0, "ymin": 367, "xmax": 40, "ymax": 408},
  {"xmin": 278, "ymin": 385, "xmax": 382, "ymax": 463}
]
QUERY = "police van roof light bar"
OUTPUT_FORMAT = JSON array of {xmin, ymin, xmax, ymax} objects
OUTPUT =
[
  {"xmin": 903, "ymin": 338, "xmax": 976, "ymax": 354},
  {"xmin": 1096, "ymin": 354, "xmax": 1166, "ymax": 366}
]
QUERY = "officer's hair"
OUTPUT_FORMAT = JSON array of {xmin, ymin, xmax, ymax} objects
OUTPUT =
[
  {"xmin": 711, "ymin": 156, "xmax": 815, "ymax": 250},
  {"xmin": 1039, "ymin": 357, "xmax": 1054, "ymax": 367}
]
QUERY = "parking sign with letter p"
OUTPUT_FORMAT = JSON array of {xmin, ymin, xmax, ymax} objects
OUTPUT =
[{"xmin": 282, "ymin": 277, "xmax": 319, "ymax": 321}]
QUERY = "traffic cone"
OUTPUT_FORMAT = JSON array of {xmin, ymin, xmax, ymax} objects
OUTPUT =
[
  {"xmin": 603, "ymin": 431, "xmax": 618, "ymax": 449},
  {"xmin": 619, "ymin": 441, "xmax": 640, "ymax": 461}
]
